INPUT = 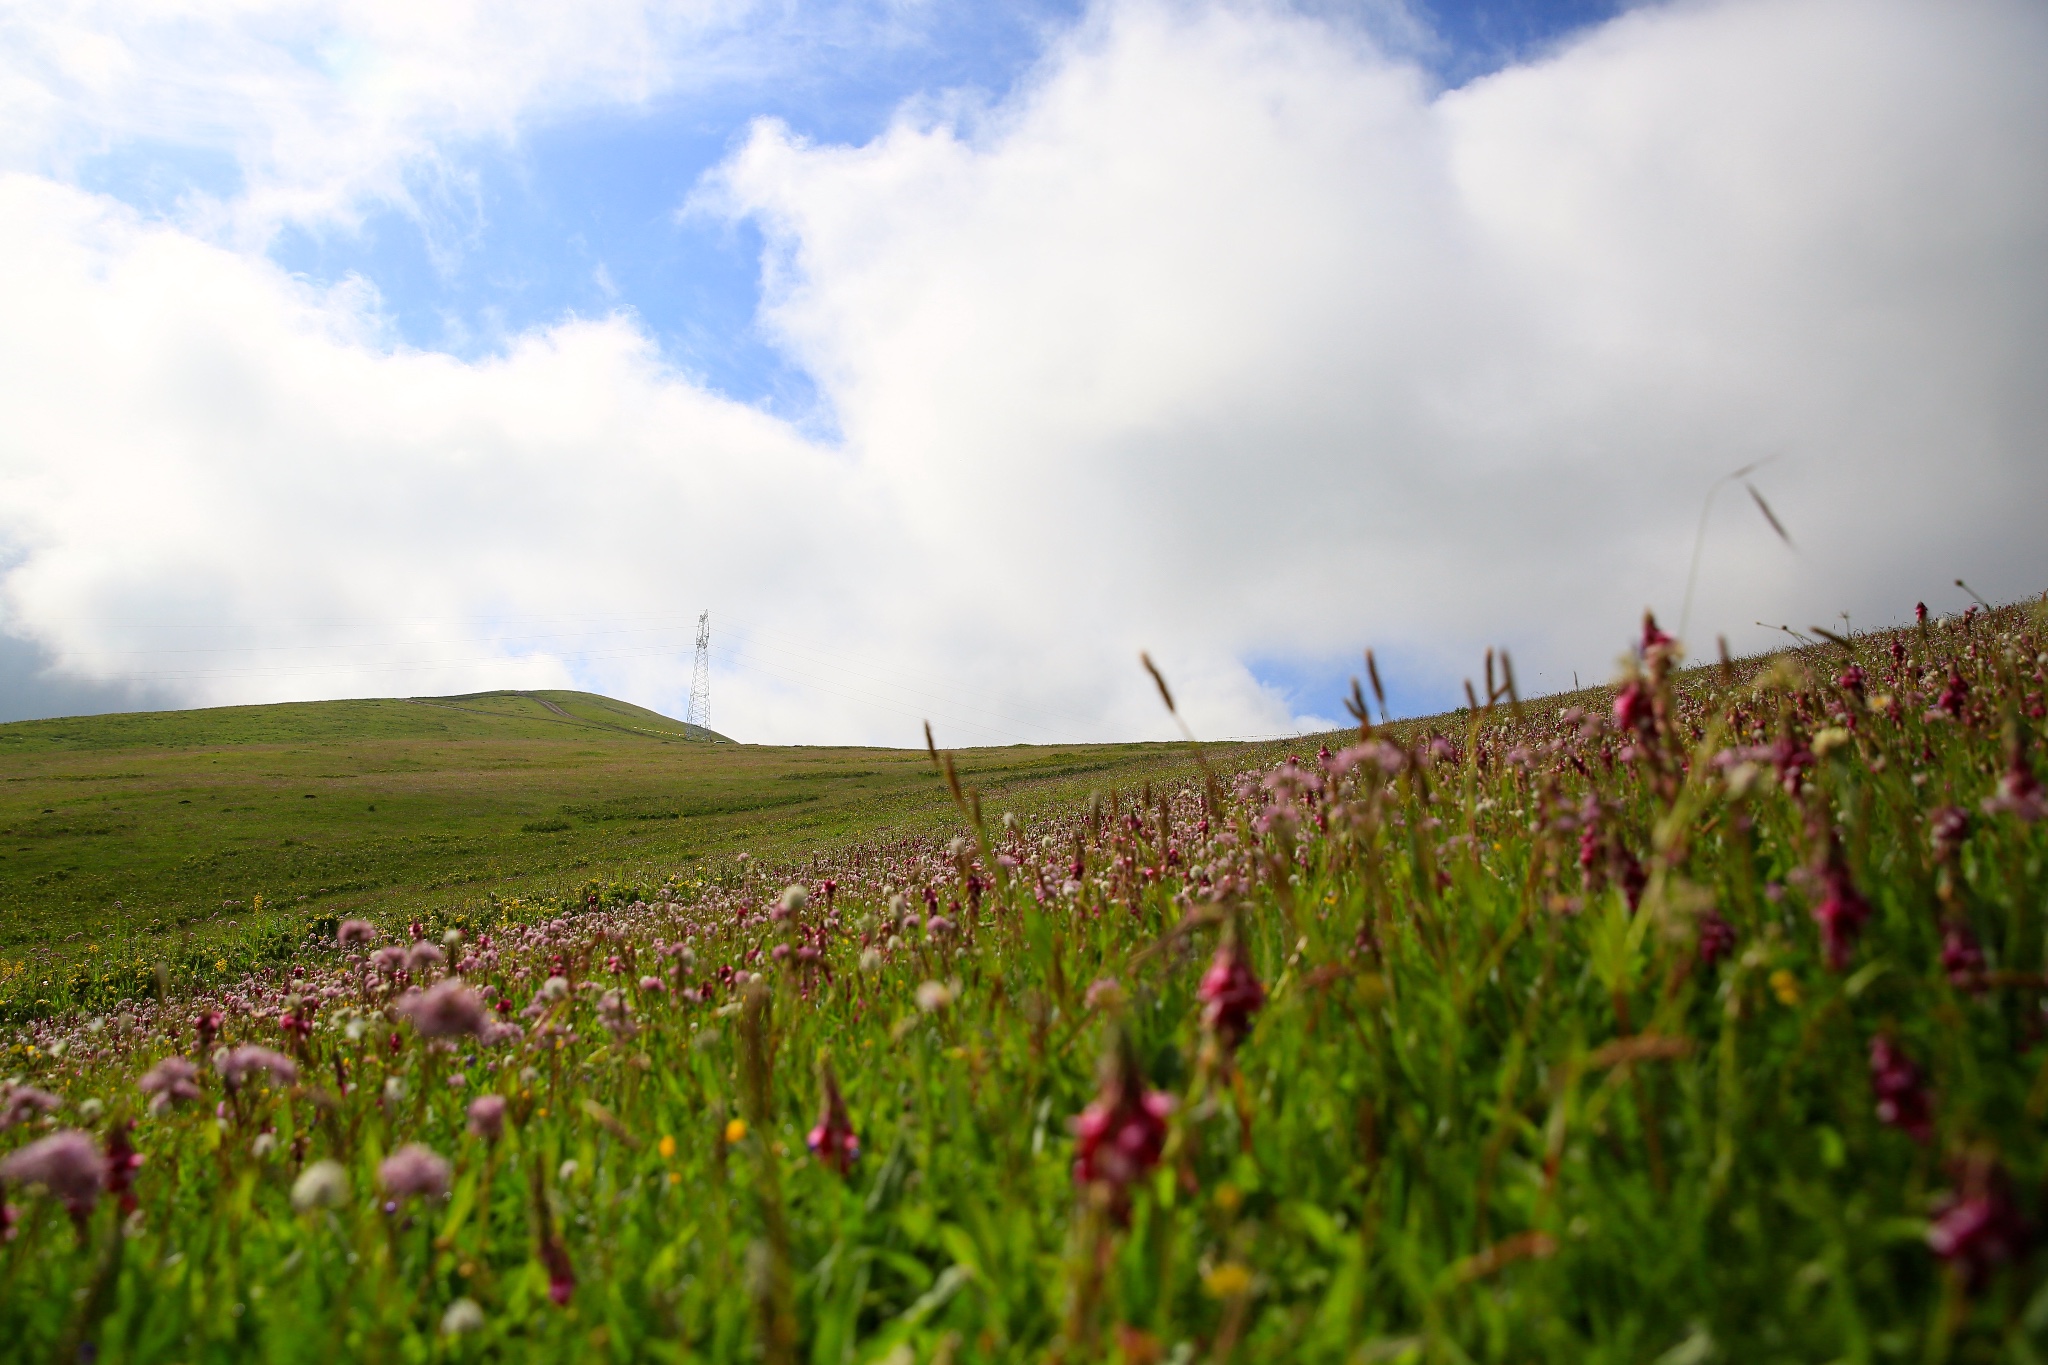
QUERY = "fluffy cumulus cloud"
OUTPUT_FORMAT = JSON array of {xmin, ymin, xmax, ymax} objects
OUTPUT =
[
  {"xmin": 0, "ymin": 173, "xmax": 881, "ymax": 739},
  {"xmin": 1, "ymin": 0, "xmax": 2044, "ymax": 742}
]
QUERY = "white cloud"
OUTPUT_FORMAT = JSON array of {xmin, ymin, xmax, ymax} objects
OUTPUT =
[
  {"xmin": 0, "ymin": 173, "xmax": 894, "ymax": 740},
  {"xmin": 715, "ymin": 0, "xmax": 2048, "ymax": 703},
  {"xmin": 2, "ymin": 0, "xmax": 2045, "ymax": 741}
]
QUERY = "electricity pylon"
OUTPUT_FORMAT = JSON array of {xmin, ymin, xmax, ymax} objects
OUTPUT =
[{"xmin": 685, "ymin": 611, "xmax": 711, "ymax": 738}]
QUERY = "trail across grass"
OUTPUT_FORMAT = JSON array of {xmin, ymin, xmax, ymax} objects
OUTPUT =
[{"xmin": 1, "ymin": 599, "xmax": 2045, "ymax": 1362}]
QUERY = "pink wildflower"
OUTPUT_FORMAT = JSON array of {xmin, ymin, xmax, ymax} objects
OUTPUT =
[
  {"xmin": 1640, "ymin": 612, "xmax": 1675, "ymax": 654},
  {"xmin": 397, "ymin": 979, "xmax": 488, "ymax": 1039},
  {"xmin": 405, "ymin": 942, "xmax": 447, "ymax": 977},
  {"xmin": 216, "ymin": 1045, "xmax": 298, "ymax": 1092},
  {"xmin": 466, "ymin": 1095, "xmax": 507, "ymax": 1143},
  {"xmin": 1083, "ymin": 978, "xmax": 1125, "ymax": 1012},
  {"xmin": 1812, "ymin": 851, "xmax": 1872, "ymax": 972},
  {"xmin": 1928, "ymin": 1155, "xmax": 2029, "ymax": 1288},
  {"xmin": 1982, "ymin": 748, "xmax": 2044, "ymax": 822},
  {"xmin": 1928, "ymin": 806, "xmax": 1971, "ymax": 861},
  {"xmin": 379, "ymin": 1144, "xmax": 452, "ymax": 1202},
  {"xmin": 0, "ymin": 1085, "xmax": 62, "ymax": 1130},
  {"xmin": 1942, "ymin": 921, "xmax": 1987, "ymax": 991},
  {"xmin": 1613, "ymin": 682, "xmax": 1652, "ymax": 736},
  {"xmin": 1696, "ymin": 911, "xmax": 1737, "ymax": 968},
  {"xmin": 0, "ymin": 1130, "xmax": 103, "ymax": 1219},
  {"xmin": 596, "ymin": 989, "xmax": 636, "ymax": 1039},
  {"xmin": 138, "ymin": 1057, "xmax": 202, "ymax": 1114},
  {"xmin": 1934, "ymin": 665, "xmax": 1969, "ymax": 719},
  {"xmin": 481, "ymin": 1019, "xmax": 525, "ymax": 1047},
  {"xmin": 336, "ymin": 919, "xmax": 377, "ymax": 947},
  {"xmin": 1772, "ymin": 734, "xmax": 1815, "ymax": 794},
  {"xmin": 103, "ymin": 1121, "xmax": 143, "ymax": 1214},
  {"xmin": 542, "ymin": 1231, "xmax": 576, "ymax": 1305}
]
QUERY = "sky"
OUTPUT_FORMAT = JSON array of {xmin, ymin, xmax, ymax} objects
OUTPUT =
[{"xmin": 0, "ymin": 0, "xmax": 2043, "ymax": 745}]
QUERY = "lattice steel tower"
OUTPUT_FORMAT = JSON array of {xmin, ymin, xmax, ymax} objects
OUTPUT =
[{"xmin": 685, "ymin": 610, "xmax": 711, "ymax": 737}]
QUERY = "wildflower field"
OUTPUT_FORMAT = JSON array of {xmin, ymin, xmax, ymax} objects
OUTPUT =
[{"xmin": 3, "ymin": 598, "xmax": 2047, "ymax": 1363}]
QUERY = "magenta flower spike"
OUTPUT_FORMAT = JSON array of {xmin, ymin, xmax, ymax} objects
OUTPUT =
[
  {"xmin": 1072, "ymin": 1034, "xmax": 1175, "ymax": 1223},
  {"xmin": 806, "ymin": 1063, "xmax": 860, "ymax": 1176},
  {"xmin": 1198, "ymin": 937, "xmax": 1265, "ymax": 1049},
  {"xmin": 1869, "ymin": 1034, "xmax": 1933, "ymax": 1143}
]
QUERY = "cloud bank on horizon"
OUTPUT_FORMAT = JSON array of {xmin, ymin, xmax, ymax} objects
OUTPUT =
[{"xmin": 0, "ymin": 0, "xmax": 2043, "ymax": 744}]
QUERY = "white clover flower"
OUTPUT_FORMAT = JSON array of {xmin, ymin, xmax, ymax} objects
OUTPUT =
[
  {"xmin": 441, "ymin": 1298, "xmax": 486, "ymax": 1336},
  {"xmin": 291, "ymin": 1160, "xmax": 349, "ymax": 1213}
]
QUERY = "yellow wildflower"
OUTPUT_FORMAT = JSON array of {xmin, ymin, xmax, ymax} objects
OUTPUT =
[
  {"xmin": 1202, "ymin": 1262, "xmax": 1253, "ymax": 1299},
  {"xmin": 1769, "ymin": 969, "xmax": 1801, "ymax": 1006}
]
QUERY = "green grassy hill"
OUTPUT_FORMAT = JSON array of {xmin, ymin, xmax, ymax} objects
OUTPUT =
[
  {"xmin": 0, "ymin": 690, "xmax": 1285, "ymax": 1014},
  {"xmin": 0, "ymin": 688, "xmax": 725, "ymax": 754}
]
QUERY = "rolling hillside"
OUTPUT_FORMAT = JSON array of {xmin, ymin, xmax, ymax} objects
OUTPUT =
[{"xmin": 0, "ymin": 689, "xmax": 1267, "ymax": 1013}]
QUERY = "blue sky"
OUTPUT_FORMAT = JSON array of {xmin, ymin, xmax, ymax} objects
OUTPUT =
[{"xmin": 260, "ymin": 4, "xmax": 1097, "ymax": 418}]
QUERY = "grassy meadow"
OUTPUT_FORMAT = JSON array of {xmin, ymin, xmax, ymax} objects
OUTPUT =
[
  {"xmin": 0, "ymin": 689, "xmax": 1233, "ymax": 1022},
  {"xmin": 1, "ymin": 599, "xmax": 2046, "ymax": 1363}
]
